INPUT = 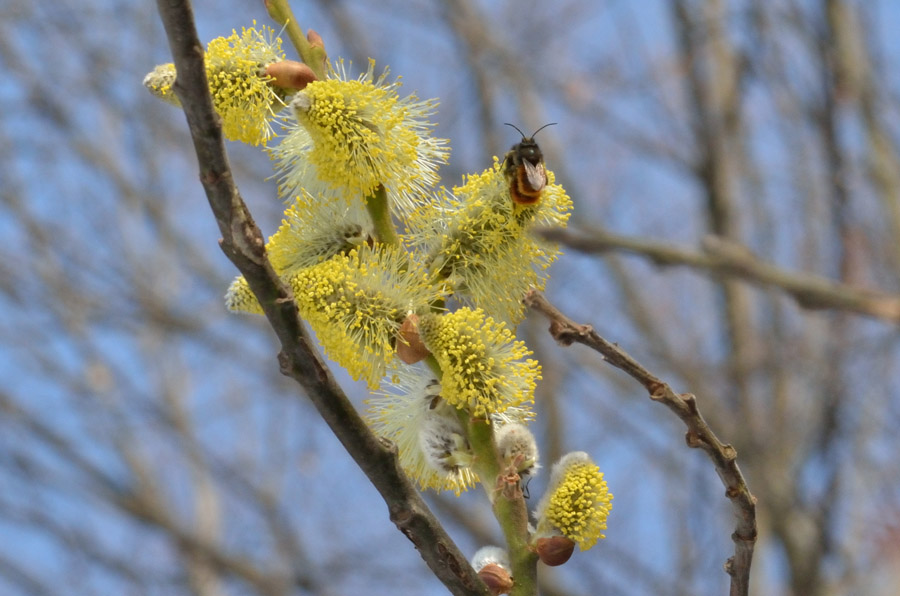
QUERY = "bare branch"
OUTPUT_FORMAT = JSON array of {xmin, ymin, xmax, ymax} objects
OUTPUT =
[
  {"xmin": 524, "ymin": 289, "xmax": 757, "ymax": 596},
  {"xmin": 153, "ymin": 1, "xmax": 488, "ymax": 594}
]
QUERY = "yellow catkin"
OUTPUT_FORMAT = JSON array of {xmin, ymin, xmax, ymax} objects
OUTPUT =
[
  {"xmin": 418, "ymin": 308, "xmax": 541, "ymax": 419},
  {"xmin": 144, "ymin": 24, "xmax": 286, "ymax": 145},
  {"xmin": 541, "ymin": 454, "xmax": 613, "ymax": 550}
]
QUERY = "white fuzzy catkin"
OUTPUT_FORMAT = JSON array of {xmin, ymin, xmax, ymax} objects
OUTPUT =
[
  {"xmin": 470, "ymin": 546, "xmax": 511, "ymax": 572},
  {"xmin": 495, "ymin": 422, "xmax": 540, "ymax": 478},
  {"xmin": 418, "ymin": 409, "xmax": 470, "ymax": 474}
]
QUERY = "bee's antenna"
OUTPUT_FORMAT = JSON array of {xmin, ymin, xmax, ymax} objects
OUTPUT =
[
  {"xmin": 504, "ymin": 122, "xmax": 527, "ymax": 139},
  {"xmin": 530, "ymin": 122, "xmax": 558, "ymax": 137}
]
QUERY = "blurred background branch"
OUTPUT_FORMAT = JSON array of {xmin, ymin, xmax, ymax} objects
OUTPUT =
[{"xmin": 542, "ymin": 227, "xmax": 900, "ymax": 322}]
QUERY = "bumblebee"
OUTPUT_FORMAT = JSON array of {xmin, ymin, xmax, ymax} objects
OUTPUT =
[{"xmin": 503, "ymin": 122, "xmax": 556, "ymax": 205}]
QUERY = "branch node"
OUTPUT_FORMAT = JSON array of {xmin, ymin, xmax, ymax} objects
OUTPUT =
[
  {"xmin": 722, "ymin": 444, "xmax": 737, "ymax": 461},
  {"xmin": 648, "ymin": 383, "xmax": 667, "ymax": 401},
  {"xmin": 379, "ymin": 436, "xmax": 398, "ymax": 455},
  {"xmin": 724, "ymin": 556, "xmax": 736, "ymax": 576},
  {"xmin": 392, "ymin": 507, "xmax": 413, "ymax": 527},
  {"xmin": 685, "ymin": 430, "xmax": 703, "ymax": 448},
  {"xmin": 681, "ymin": 393, "xmax": 699, "ymax": 413},
  {"xmin": 277, "ymin": 350, "xmax": 291, "ymax": 376},
  {"xmin": 548, "ymin": 320, "xmax": 573, "ymax": 345}
]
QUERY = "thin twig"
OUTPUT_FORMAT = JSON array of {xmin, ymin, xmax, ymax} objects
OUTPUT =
[
  {"xmin": 540, "ymin": 227, "xmax": 900, "ymax": 323},
  {"xmin": 153, "ymin": 1, "xmax": 487, "ymax": 594},
  {"xmin": 524, "ymin": 289, "xmax": 757, "ymax": 596}
]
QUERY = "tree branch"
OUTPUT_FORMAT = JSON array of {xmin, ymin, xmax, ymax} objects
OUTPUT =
[
  {"xmin": 153, "ymin": 1, "xmax": 487, "ymax": 594},
  {"xmin": 524, "ymin": 289, "xmax": 757, "ymax": 596},
  {"xmin": 541, "ymin": 226, "xmax": 900, "ymax": 323}
]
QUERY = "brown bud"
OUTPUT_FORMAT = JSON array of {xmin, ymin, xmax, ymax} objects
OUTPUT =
[
  {"xmin": 477, "ymin": 563, "xmax": 514, "ymax": 596},
  {"xmin": 396, "ymin": 314, "xmax": 430, "ymax": 364},
  {"xmin": 535, "ymin": 535, "xmax": 575, "ymax": 567},
  {"xmin": 264, "ymin": 60, "xmax": 317, "ymax": 90},
  {"xmin": 306, "ymin": 29, "xmax": 325, "ymax": 50}
]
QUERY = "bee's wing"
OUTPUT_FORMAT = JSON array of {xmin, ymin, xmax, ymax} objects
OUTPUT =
[{"xmin": 522, "ymin": 160, "xmax": 547, "ymax": 191}]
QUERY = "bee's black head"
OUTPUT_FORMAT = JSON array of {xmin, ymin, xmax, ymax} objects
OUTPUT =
[{"xmin": 514, "ymin": 139, "xmax": 542, "ymax": 163}]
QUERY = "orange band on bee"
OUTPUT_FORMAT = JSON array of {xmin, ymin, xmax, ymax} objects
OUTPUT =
[
  {"xmin": 510, "ymin": 187, "xmax": 542, "ymax": 205},
  {"xmin": 511, "ymin": 169, "xmax": 545, "ymax": 204}
]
